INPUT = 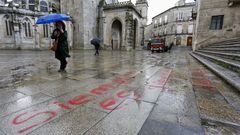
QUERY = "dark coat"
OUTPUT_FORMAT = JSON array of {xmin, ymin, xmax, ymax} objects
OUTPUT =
[{"xmin": 51, "ymin": 29, "xmax": 70, "ymax": 59}]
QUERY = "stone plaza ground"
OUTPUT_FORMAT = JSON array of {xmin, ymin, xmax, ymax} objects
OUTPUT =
[{"xmin": 0, "ymin": 47, "xmax": 239, "ymax": 135}]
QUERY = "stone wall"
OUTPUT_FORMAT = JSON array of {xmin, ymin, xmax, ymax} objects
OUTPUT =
[{"xmin": 193, "ymin": 0, "xmax": 240, "ymax": 50}]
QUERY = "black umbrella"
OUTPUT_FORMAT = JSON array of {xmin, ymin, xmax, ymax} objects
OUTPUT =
[{"xmin": 91, "ymin": 38, "xmax": 101, "ymax": 46}]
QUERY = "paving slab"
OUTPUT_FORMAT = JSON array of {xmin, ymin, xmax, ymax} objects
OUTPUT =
[
  {"xmin": 28, "ymin": 107, "xmax": 107, "ymax": 135},
  {"xmin": 84, "ymin": 99, "xmax": 154, "ymax": 135},
  {"xmin": 0, "ymin": 90, "xmax": 26, "ymax": 105},
  {"xmin": 128, "ymin": 86, "xmax": 162, "ymax": 103},
  {"xmin": 0, "ymin": 130, "xmax": 5, "ymax": 135},
  {"xmin": 0, "ymin": 93, "xmax": 52, "ymax": 118}
]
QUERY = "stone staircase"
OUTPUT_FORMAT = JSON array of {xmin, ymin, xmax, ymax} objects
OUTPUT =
[{"xmin": 190, "ymin": 38, "xmax": 240, "ymax": 92}]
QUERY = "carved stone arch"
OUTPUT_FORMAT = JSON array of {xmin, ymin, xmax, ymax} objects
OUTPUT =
[
  {"xmin": 110, "ymin": 17, "xmax": 124, "ymax": 27},
  {"xmin": 22, "ymin": 17, "xmax": 33, "ymax": 38},
  {"xmin": 111, "ymin": 18, "xmax": 123, "ymax": 50},
  {"xmin": 2, "ymin": 14, "xmax": 13, "ymax": 36}
]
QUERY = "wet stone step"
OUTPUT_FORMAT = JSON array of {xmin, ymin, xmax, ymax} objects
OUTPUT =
[{"xmin": 203, "ymin": 121, "xmax": 240, "ymax": 135}]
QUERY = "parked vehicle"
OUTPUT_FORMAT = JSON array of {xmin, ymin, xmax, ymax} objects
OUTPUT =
[{"xmin": 150, "ymin": 38, "xmax": 167, "ymax": 53}]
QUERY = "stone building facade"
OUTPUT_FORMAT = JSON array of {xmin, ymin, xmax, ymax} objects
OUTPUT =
[
  {"xmin": 0, "ymin": 0, "xmax": 64, "ymax": 50},
  {"xmin": 0, "ymin": 0, "xmax": 147, "ymax": 51},
  {"xmin": 61, "ymin": 0, "xmax": 148, "ymax": 51},
  {"xmin": 193, "ymin": 0, "xmax": 240, "ymax": 50},
  {"xmin": 146, "ymin": 0, "xmax": 195, "ymax": 47}
]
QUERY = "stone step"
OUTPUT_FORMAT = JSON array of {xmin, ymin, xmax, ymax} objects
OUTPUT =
[
  {"xmin": 190, "ymin": 52, "xmax": 240, "ymax": 92},
  {"xmin": 211, "ymin": 38, "xmax": 240, "ymax": 45},
  {"xmin": 194, "ymin": 51, "xmax": 240, "ymax": 74},
  {"xmin": 207, "ymin": 44, "xmax": 240, "ymax": 48},
  {"xmin": 210, "ymin": 43, "xmax": 240, "ymax": 48},
  {"xmin": 202, "ymin": 48, "xmax": 240, "ymax": 54},
  {"xmin": 197, "ymin": 50, "xmax": 240, "ymax": 61}
]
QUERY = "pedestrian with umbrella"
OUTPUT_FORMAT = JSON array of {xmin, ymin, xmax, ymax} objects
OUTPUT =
[
  {"xmin": 36, "ymin": 14, "xmax": 71, "ymax": 72},
  {"xmin": 91, "ymin": 37, "xmax": 101, "ymax": 56}
]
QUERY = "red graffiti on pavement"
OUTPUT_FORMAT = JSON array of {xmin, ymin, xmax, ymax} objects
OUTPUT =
[
  {"xmin": 68, "ymin": 94, "xmax": 92, "ymax": 106},
  {"xmin": 53, "ymin": 102, "xmax": 72, "ymax": 110},
  {"xmin": 10, "ymin": 71, "xmax": 139, "ymax": 134},
  {"xmin": 99, "ymin": 97, "xmax": 117, "ymax": 111},
  {"xmin": 191, "ymin": 68, "xmax": 214, "ymax": 91},
  {"xmin": 148, "ymin": 69, "xmax": 172, "ymax": 88},
  {"xmin": 12, "ymin": 111, "xmax": 57, "ymax": 134}
]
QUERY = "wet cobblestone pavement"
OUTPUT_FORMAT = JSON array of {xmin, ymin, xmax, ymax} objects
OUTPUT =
[{"xmin": 0, "ymin": 47, "xmax": 239, "ymax": 135}]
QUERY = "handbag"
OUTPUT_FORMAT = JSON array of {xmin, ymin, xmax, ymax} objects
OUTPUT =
[{"xmin": 51, "ymin": 39, "xmax": 58, "ymax": 51}]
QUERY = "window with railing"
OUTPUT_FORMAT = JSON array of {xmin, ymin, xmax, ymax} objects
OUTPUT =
[
  {"xmin": 28, "ymin": 0, "xmax": 35, "ymax": 11},
  {"xmin": 21, "ymin": 0, "xmax": 27, "ymax": 9}
]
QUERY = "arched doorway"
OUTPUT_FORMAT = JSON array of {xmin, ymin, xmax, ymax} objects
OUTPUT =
[
  {"xmin": 187, "ymin": 36, "xmax": 193, "ymax": 46},
  {"xmin": 133, "ymin": 19, "xmax": 138, "ymax": 49},
  {"xmin": 176, "ymin": 37, "xmax": 181, "ymax": 45},
  {"xmin": 111, "ymin": 20, "xmax": 122, "ymax": 50}
]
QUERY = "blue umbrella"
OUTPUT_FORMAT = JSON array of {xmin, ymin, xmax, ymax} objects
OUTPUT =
[{"xmin": 36, "ymin": 14, "xmax": 70, "ymax": 24}]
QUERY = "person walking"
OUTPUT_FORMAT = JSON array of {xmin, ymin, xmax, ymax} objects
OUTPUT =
[
  {"xmin": 51, "ymin": 21, "xmax": 70, "ymax": 72},
  {"xmin": 168, "ymin": 42, "xmax": 174, "ymax": 53},
  {"xmin": 91, "ymin": 37, "xmax": 101, "ymax": 56}
]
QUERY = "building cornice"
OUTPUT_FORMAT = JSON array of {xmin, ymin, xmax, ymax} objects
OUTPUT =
[
  {"xmin": 152, "ymin": 3, "xmax": 196, "ymax": 19},
  {"xmin": 103, "ymin": 1, "xmax": 142, "ymax": 18},
  {"xmin": 0, "ymin": 6, "xmax": 48, "ymax": 17}
]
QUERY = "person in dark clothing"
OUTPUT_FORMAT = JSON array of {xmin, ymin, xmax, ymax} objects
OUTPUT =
[
  {"xmin": 91, "ymin": 38, "xmax": 101, "ymax": 56},
  {"xmin": 168, "ymin": 42, "xmax": 174, "ymax": 53},
  {"xmin": 94, "ymin": 43, "xmax": 100, "ymax": 55},
  {"xmin": 51, "ymin": 21, "xmax": 70, "ymax": 72}
]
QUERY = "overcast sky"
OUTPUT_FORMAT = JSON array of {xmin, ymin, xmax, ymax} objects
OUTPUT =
[{"xmin": 119, "ymin": 0, "xmax": 195, "ymax": 24}]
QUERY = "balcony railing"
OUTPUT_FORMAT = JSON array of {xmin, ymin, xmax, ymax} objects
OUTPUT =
[{"xmin": 192, "ymin": 7, "xmax": 197, "ymax": 19}]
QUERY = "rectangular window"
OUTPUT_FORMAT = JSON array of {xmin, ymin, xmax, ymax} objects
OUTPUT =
[
  {"xmin": 188, "ymin": 24, "xmax": 193, "ymax": 33},
  {"xmin": 24, "ymin": 22, "xmax": 28, "ymax": 37},
  {"xmin": 5, "ymin": 20, "xmax": 9, "ymax": 36},
  {"xmin": 164, "ymin": 15, "xmax": 168, "ymax": 23},
  {"xmin": 159, "ymin": 18, "xmax": 162, "ymax": 24},
  {"xmin": 178, "ymin": 12, "xmax": 183, "ymax": 20},
  {"xmin": 177, "ymin": 25, "xmax": 182, "ymax": 34},
  {"xmin": 28, "ymin": 23, "xmax": 32, "ymax": 37},
  {"xmin": 9, "ymin": 21, "xmax": 13, "ymax": 36},
  {"xmin": 43, "ymin": 25, "xmax": 49, "ymax": 38},
  {"xmin": 22, "ymin": 0, "xmax": 27, "ymax": 9},
  {"xmin": 210, "ymin": 15, "xmax": 224, "ymax": 30}
]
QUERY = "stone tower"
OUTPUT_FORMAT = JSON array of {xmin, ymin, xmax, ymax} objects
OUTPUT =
[{"xmin": 135, "ymin": 0, "xmax": 148, "ymax": 25}]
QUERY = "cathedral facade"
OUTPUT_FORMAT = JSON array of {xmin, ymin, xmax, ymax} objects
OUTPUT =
[
  {"xmin": 0, "ymin": 0, "xmax": 62, "ymax": 50},
  {"xmin": 61, "ymin": 0, "xmax": 148, "ymax": 50}
]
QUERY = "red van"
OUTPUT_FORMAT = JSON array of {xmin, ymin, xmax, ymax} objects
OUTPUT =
[{"xmin": 150, "ymin": 38, "xmax": 167, "ymax": 53}]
